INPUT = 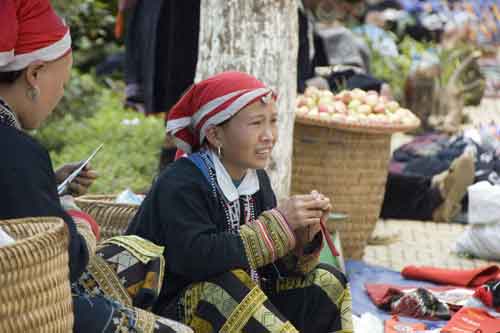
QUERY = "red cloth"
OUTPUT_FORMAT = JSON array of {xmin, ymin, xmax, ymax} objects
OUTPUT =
[
  {"xmin": 68, "ymin": 209, "xmax": 100, "ymax": 241},
  {"xmin": 0, "ymin": 0, "xmax": 71, "ymax": 71},
  {"xmin": 402, "ymin": 265, "xmax": 500, "ymax": 287},
  {"xmin": 166, "ymin": 71, "xmax": 276, "ymax": 157},
  {"xmin": 442, "ymin": 307, "xmax": 500, "ymax": 333},
  {"xmin": 366, "ymin": 283, "xmax": 473, "ymax": 320},
  {"xmin": 474, "ymin": 280, "xmax": 500, "ymax": 312},
  {"xmin": 366, "ymin": 284, "xmax": 458, "ymax": 307}
]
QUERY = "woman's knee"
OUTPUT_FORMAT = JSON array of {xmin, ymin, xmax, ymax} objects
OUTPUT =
[{"xmin": 307, "ymin": 264, "xmax": 349, "ymax": 305}]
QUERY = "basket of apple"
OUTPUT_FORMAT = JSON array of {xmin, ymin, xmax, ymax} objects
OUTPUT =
[
  {"xmin": 291, "ymin": 87, "xmax": 419, "ymax": 259},
  {"xmin": 295, "ymin": 87, "xmax": 420, "ymax": 133}
]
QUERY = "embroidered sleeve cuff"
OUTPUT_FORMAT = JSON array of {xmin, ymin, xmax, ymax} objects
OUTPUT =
[{"xmin": 240, "ymin": 210, "xmax": 296, "ymax": 270}]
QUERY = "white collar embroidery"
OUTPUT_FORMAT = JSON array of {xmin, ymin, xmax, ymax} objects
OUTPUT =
[{"xmin": 209, "ymin": 150, "xmax": 260, "ymax": 202}]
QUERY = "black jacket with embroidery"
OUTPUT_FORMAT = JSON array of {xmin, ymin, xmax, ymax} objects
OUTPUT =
[
  {"xmin": 127, "ymin": 157, "xmax": 277, "ymax": 311},
  {"xmin": 0, "ymin": 123, "xmax": 89, "ymax": 282}
]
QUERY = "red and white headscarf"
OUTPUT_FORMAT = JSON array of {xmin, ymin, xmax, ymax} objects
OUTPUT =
[
  {"xmin": 166, "ymin": 71, "xmax": 276, "ymax": 156},
  {"xmin": 0, "ymin": 0, "xmax": 71, "ymax": 72}
]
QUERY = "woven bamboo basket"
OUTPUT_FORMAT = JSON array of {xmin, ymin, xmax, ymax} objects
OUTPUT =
[
  {"xmin": 75, "ymin": 195, "xmax": 139, "ymax": 240},
  {"xmin": 292, "ymin": 121, "xmax": 394, "ymax": 260},
  {"xmin": 0, "ymin": 217, "xmax": 73, "ymax": 333}
]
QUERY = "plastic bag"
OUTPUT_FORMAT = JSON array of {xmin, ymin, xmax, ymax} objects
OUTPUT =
[
  {"xmin": 468, "ymin": 181, "xmax": 500, "ymax": 224},
  {"xmin": 0, "ymin": 227, "xmax": 15, "ymax": 247},
  {"xmin": 455, "ymin": 223, "xmax": 500, "ymax": 260},
  {"xmin": 115, "ymin": 188, "xmax": 144, "ymax": 206},
  {"xmin": 353, "ymin": 313, "xmax": 384, "ymax": 333}
]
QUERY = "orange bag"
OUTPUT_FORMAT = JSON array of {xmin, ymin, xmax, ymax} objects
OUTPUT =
[
  {"xmin": 442, "ymin": 307, "xmax": 500, "ymax": 333},
  {"xmin": 384, "ymin": 316, "xmax": 426, "ymax": 333}
]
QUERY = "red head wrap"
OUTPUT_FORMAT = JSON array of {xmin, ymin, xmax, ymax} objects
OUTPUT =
[
  {"xmin": 166, "ymin": 71, "xmax": 276, "ymax": 157},
  {"xmin": 0, "ymin": 0, "xmax": 71, "ymax": 72}
]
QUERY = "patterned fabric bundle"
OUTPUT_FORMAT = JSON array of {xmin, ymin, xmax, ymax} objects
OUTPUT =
[{"xmin": 75, "ymin": 235, "xmax": 193, "ymax": 333}]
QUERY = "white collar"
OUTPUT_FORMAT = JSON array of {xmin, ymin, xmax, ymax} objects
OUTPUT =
[{"xmin": 209, "ymin": 150, "xmax": 260, "ymax": 202}]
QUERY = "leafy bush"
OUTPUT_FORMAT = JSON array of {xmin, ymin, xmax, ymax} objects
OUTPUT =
[
  {"xmin": 52, "ymin": 0, "xmax": 120, "ymax": 69},
  {"xmin": 369, "ymin": 36, "xmax": 484, "ymax": 105},
  {"xmin": 35, "ymin": 89, "xmax": 165, "ymax": 194},
  {"xmin": 369, "ymin": 36, "xmax": 435, "ymax": 102},
  {"xmin": 55, "ymin": 69, "xmax": 104, "ymax": 119}
]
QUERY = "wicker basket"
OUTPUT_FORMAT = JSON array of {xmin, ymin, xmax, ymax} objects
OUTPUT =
[
  {"xmin": 75, "ymin": 195, "xmax": 139, "ymax": 240},
  {"xmin": 291, "ymin": 122, "xmax": 393, "ymax": 259},
  {"xmin": 0, "ymin": 217, "xmax": 73, "ymax": 333}
]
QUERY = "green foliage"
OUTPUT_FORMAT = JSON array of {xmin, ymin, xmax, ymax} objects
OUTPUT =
[
  {"xmin": 54, "ymin": 69, "xmax": 104, "ymax": 120},
  {"xmin": 369, "ymin": 36, "xmax": 484, "ymax": 105},
  {"xmin": 369, "ymin": 36, "xmax": 422, "ymax": 102},
  {"xmin": 438, "ymin": 45, "xmax": 485, "ymax": 106},
  {"xmin": 52, "ymin": 0, "xmax": 120, "ymax": 69},
  {"xmin": 38, "ymin": 2, "xmax": 160, "ymax": 194},
  {"xmin": 35, "ymin": 89, "xmax": 164, "ymax": 194}
]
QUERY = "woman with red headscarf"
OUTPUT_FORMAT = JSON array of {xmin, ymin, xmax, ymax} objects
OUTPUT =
[
  {"xmin": 0, "ymin": 0, "xmax": 192, "ymax": 332},
  {"xmin": 128, "ymin": 71, "xmax": 353, "ymax": 332}
]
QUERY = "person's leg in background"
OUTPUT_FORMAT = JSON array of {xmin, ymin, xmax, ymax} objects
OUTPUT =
[
  {"xmin": 380, "ymin": 172, "xmax": 442, "ymax": 221},
  {"xmin": 381, "ymin": 152, "xmax": 475, "ymax": 222},
  {"xmin": 157, "ymin": 1, "xmax": 200, "ymax": 171},
  {"xmin": 123, "ymin": 0, "xmax": 164, "ymax": 114}
]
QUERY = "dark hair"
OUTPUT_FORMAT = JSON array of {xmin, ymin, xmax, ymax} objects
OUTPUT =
[{"xmin": 0, "ymin": 70, "xmax": 23, "ymax": 84}]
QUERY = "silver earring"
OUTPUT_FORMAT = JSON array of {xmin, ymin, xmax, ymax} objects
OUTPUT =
[
  {"xmin": 27, "ymin": 86, "xmax": 40, "ymax": 102},
  {"xmin": 217, "ymin": 146, "xmax": 222, "ymax": 158}
]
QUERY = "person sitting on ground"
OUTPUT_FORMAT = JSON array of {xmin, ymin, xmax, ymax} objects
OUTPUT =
[
  {"xmin": 127, "ymin": 71, "xmax": 353, "ymax": 333},
  {"xmin": 380, "ymin": 151, "xmax": 476, "ymax": 222},
  {"xmin": 0, "ymin": 1, "xmax": 192, "ymax": 332}
]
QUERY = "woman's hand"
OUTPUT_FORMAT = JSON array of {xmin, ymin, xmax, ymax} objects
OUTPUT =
[
  {"xmin": 292, "ymin": 190, "xmax": 331, "ymax": 252},
  {"xmin": 55, "ymin": 162, "xmax": 98, "ymax": 196},
  {"xmin": 277, "ymin": 191, "xmax": 331, "ymax": 231},
  {"xmin": 293, "ymin": 223, "xmax": 322, "ymax": 252},
  {"xmin": 310, "ymin": 190, "xmax": 332, "ymax": 224}
]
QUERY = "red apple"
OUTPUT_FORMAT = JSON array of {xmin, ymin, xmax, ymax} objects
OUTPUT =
[
  {"xmin": 308, "ymin": 107, "xmax": 319, "ymax": 118},
  {"xmin": 373, "ymin": 103, "xmax": 386, "ymax": 114},
  {"xmin": 319, "ymin": 112, "xmax": 329, "ymax": 120},
  {"xmin": 304, "ymin": 86, "xmax": 320, "ymax": 98},
  {"xmin": 346, "ymin": 114, "xmax": 360, "ymax": 123},
  {"xmin": 296, "ymin": 106, "xmax": 309, "ymax": 116},
  {"xmin": 348, "ymin": 99, "xmax": 362, "ymax": 111},
  {"xmin": 330, "ymin": 113, "xmax": 346, "ymax": 122},
  {"xmin": 334, "ymin": 94, "xmax": 343, "ymax": 101},
  {"xmin": 318, "ymin": 103, "xmax": 334, "ymax": 113},
  {"xmin": 351, "ymin": 88, "xmax": 367, "ymax": 101},
  {"xmin": 319, "ymin": 90, "xmax": 334, "ymax": 100},
  {"xmin": 340, "ymin": 91, "xmax": 352, "ymax": 104},
  {"xmin": 358, "ymin": 104, "xmax": 372, "ymax": 114},
  {"xmin": 386, "ymin": 101, "xmax": 400, "ymax": 113},
  {"xmin": 378, "ymin": 95, "xmax": 389, "ymax": 104},
  {"xmin": 363, "ymin": 94, "xmax": 379, "ymax": 107},
  {"xmin": 306, "ymin": 97, "xmax": 316, "ymax": 109},
  {"xmin": 296, "ymin": 96, "xmax": 307, "ymax": 107},
  {"xmin": 333, "ymin": 101, "xmax": 347, "ymax": 114}
]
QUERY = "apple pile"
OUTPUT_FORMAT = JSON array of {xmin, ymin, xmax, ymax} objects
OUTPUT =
[{"xmin": 296, "ymin": 87, "xmax": 419, "ymax": 129}]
